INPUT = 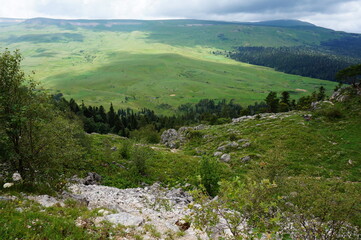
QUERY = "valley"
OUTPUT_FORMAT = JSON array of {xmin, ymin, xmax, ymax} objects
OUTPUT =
[{"xmin": 0, "ymin": 19, "xmax": 346, "ymax": 112}]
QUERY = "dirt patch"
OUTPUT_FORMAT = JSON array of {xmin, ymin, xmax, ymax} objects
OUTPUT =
[
  {"xmin": 295, "ymin": 89, "xmax": 307, "ymax": 92},
  {"xmin": 169, "ymin": 94, "xmax": 176, "ymax": 97}
]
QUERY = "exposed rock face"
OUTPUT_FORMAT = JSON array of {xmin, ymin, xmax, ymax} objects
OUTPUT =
[
  {"xmin": 161, "ymin": 129, "xmax": 181, "ymax": 149},
  {"xmin": 330, "ymin": 86, "xmax": 361, "ymax": 102}
]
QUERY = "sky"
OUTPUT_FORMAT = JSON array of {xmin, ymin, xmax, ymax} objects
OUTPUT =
[{"xmin": 0, "ymin": 0, "xmax": 361, "ymax": 33}]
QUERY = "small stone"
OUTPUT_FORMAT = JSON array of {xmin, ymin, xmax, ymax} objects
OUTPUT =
[
  {"xmin": 15, "ymin": 207, "xmax": 23, "ymax": 212},
  {"xmin": 214, "ymin": 152, "xmax": 223, "ymax": 157},
  {"xmin": 220, "ymin": 154, "xmax": 231, "ymax": 163},
  {"xmin": 242, "ymin": 142, "xmax": 251, "ymax": 148},
  {"xmin": 12, "ymin": 172, "xmax": 22, "ymax": 182},
  {"xmin": 110, "ymin": 146, "xmax": 117, "ymax": 151},
  {"xmin": 217, "ymin": 145, "xmax": 226, "ymax": 151},
  {"xmin": 241, "ymin": 156, "xmax": 251, "ymax": 162}
]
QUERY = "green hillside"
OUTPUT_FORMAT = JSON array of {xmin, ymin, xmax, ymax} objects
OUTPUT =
[{"xmin": 1, "ymin": 18, "xmax": 353, "ymax": 112}]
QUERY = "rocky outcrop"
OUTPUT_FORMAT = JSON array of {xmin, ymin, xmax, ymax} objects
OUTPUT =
[
  {"xmin": 161, "ymin": 129, "xmax": 182, "ymax": 149},
  {"xmin": 66, "ymin": 183, "xmax": 205, "ymax": 239},
  {"xmin": 330, "ymin": 86, "xmax": 361, "ymax": 102},
  {"xmin": 161, "ymin": 125, "xmax": 208, "ymax": 149},
  {"xmin": 232, "ymin": 112, "xmax": 294, "ymax": 123}
]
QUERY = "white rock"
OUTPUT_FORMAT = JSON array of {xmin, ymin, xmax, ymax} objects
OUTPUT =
[
  {"xmin": 220, "ymin": 154, "xmax": 231, "ymax": 162},
  {"xmin": 3, "ymin": 183, "xmax": 14, "ymax": 188},
  {"xmin": 27, "ymin": 195, "xmax": 64, "ymax": 208},
  {"xmin": 214, "ymin": 152, "xmax": 223, "ymax": 157},
  {"xmin": 104, "ymin": 212, "xmax": 144, "ymax": 226},
  {"xmin": 12, "ymin": 172, "xmax": 22, "ymax": 182}
]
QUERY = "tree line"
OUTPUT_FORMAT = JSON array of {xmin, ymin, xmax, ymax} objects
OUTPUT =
[
  {"xmin": 228, "ymin": 46, "xmax": 360, "ymax": 81},
  {"xmin": 57, "ymin": 86, "xmax": 328, "ymax": 139}
]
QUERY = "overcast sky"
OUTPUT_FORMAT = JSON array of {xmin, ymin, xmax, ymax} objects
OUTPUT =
[{"xmin": 1, "ymin": 0, "xmax": 361, "ymax": 33}]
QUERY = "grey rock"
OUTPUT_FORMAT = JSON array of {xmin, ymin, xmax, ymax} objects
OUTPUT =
[
  {"xmin": 214, "ymin": 152, "xmax": 223, "ymax": 157},
  {"xmin": 0, "ymin": 196, "xmax": 12, "ymax": 201},
  {"xmin": 12, "ymin": 172, "xmax": 22, "ymax": 182},
  {"xmin": 84, "ymin": 172, "xmax": 102, "ymax": 185},
  {"xmin": 241, "ymin": 156, "xmax": 251, "ymax": 163},
  {"xmin": 242, "ymin": 142, "xmax": 251, "ymax": 148},
  {"xmin": 220, "ymin": 154, "xmax": 231, "ymax": 163},
  {"xmin": 15, "ymin": 207, "xmax": 23, "ymax": 212},
  {"xmin": 104, "ymin": 212, "xmax": 144, "ymax": 226},
  {"xmin": 110, "ymin": 146, "xmax": 117, "ymax": 151},
  {"xmin": 28, "ymin": 195, "xmax": 64, "ymax": 208},
  {"xmin": 228, "ymin": 141, "xmax": 239, "ymax": 148},
  {"xmin": 161, "ymin": 129, "xmax": 180, "ymax": 149},
  {"xmin": 237, "ymin": 139, "xmax": 249, "ymax": 143},
  {"xmin": 193, "ymin": 124, "xmax": 206, "ymax": 130},
  {"xmin": 217, "ymin": 145, "xmax": 226, "ymax": 151}
]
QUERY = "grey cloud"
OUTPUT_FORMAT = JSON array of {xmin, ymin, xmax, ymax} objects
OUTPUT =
[{"xmin": 148, "ymin": 0, "xmax": 352, "ymax": 17}]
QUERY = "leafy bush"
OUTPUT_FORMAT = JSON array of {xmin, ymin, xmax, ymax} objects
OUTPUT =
[
  {"xmin": 199, "ymin": 157, "xmax": 220, "ymax": 197},
  {"xmin": 129, "ymin": 124, "xmax": 160, "ymax": 144},
  {"xmin": 130, "ymin": 145, "xmax": 153, "ymax": 176},
  {"xmin": 315, "ymin": 105, "xmax": 343, "ymax": 120}
]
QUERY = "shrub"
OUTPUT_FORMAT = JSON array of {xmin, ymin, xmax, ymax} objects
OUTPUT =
[
  {"xmin": 199, "ymin": 157, "xmax": 220, "ymax": 197},
  {"xmin": 130, "ymin": 145, "xmax": 152, "ymax": 176}
]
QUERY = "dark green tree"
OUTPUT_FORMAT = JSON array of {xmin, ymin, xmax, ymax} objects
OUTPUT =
[
  {"xmin": 265, "ymin": 91, "xmax": 279, "ymax": 113},
  {"xmin": 336, "ymin": 64, "xmax": 361, "ymax": 87},
  {"xmin": 317, "ymin": 86, "xmax": 326, "ymax": 101},
  {"xmin": 107, "ymin": 103, "xmax": 117, "ymax": 129}
]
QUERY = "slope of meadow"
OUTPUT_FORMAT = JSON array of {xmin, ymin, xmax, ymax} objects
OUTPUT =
[{"xmin": 0, "ymin": 21, "xmax": 338, "ymax": 113}]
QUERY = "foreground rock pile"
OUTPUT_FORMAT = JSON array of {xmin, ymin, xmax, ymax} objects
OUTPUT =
[{"xmin": 67, "ymin": 182, "xmax": 207, "ymax": 239}]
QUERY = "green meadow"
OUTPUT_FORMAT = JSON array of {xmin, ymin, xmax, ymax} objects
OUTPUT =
[{"xmin": 0, "ymin": 22, "xmax": 337, "ymax": 113}]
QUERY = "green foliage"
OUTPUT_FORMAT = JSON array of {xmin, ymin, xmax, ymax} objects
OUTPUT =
[
  {"xmin": 130, "ymin": 145, "xmax": 151, "ymax": 177},
  {"xmin": 230, "ymin": 46, "xmax": 360, "ymax": 81},
  {"xmin": 315, "ymin": 105, "xmax": 343, "ymax": 120},
  {"xmin": 336, "ymin": 63, "xmax": 361, "ymax": 86},
  {"xmin": 190, "ymin": 177, "xmax": 281, "ymax": 239},
  {"xmin": 119, "ymin": 140, "xmax": 132, "ymax": 160},
  {"xmin": 0, "ymin": 50, "xmax": 84, "ymax": 187},
  {"xmin": 130, "ymin": 125, "xmax": 160, "ymax": 144},
  {"xmin": 279, "ymin": 177, "xmax": 361, "ymax": 239},
  {"xmin": 265, "ymin": 91, "xmax": 279, "ymax": 112},
  {"xmin": 199, "ymin": 157, "xmax": 220, "ymax": 197},
  {"xmin": 0, "ymin": 22, "xmax": 337, "ymax": 113}
]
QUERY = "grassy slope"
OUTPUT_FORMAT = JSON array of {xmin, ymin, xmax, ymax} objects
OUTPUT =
[
  {"xmin": 0, "ymin": 22, "xmax": 337, "ymax": 113},
  {"xmin": 77, "ymin": 95, "xmax": 361, "ymax": 190},
  {"xmin": 1, "ymin": 96, "xmax": 360, "ymax": 239}
]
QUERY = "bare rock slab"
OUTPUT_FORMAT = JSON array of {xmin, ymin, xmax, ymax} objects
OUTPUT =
[{"xmin": 104, "ymin": 212, "xmax": 144, "ymax": 227}]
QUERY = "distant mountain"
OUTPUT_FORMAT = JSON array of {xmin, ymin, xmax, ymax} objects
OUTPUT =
[{"xmin": 249, "ymin": 19, "xmax": 316, "ymax": 27}]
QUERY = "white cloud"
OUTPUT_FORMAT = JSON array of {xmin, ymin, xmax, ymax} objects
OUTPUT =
[{"xmin": 0, "ymin": 0, "xmax": 360, "ymax": 33}]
